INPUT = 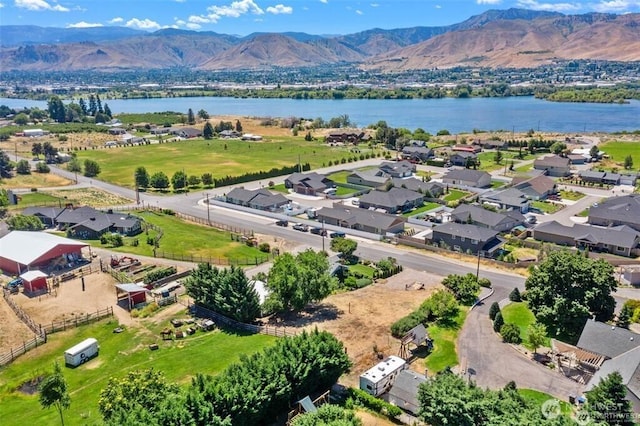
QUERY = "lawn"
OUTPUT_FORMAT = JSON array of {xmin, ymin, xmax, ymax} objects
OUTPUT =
[
  {"xmin": 425, "ymin": 308, "xmax": 468, "ymax": 373},
  {"xmin": 13, "ymin": 188, "xmax": 132, "ymax": 209},
  {"xmin": 518, "ymin": 389, "xmax": 573, "ymax": 415},
  {"xmin": 576, "ymin": 208, "xmax": 590, "ymax": 217},
  {"xmin": 83, "ymin": 210, "xmax": 266, "ymax": 263},
  {"xmin": 559, "ymin": 190, "xmax": 585, "ymax": 201},
  {"xmin": 501, "ymin": 302, "xmax": 550, "ymax": 350},
  {"xmin": 9, "ymin": 191, "xmax": 61, "ymax": 210},
  {"xmin": 268, "ymin": 183, "xmax": 289, "ymax": 193},
  {"xmin": 531, "ymin": 200, "xmax": 563, "ymax": 214},
  {"xmin": 515, "ymin": 163, "xmax": 533, "ymax": 173},
  {"xmin": 443, "ymin": 189, "xmax": 470, "ymax": 202},
  {"xmin": 0, "ymin": 172, "xmax": 72, "ymax": 189},
  {"xmin": 598, "ymin": 141, "xmax": 640, "ymax": 171},
  {"xmin": 327, "ymin": 170, "xmax": 352, "ymax": 184},
  {"xmin": 0, "ymin": 318, "xmax": 275, "ymax": 426},
  {"xmin": 402, "ymin": 202, "xmax": 441, "ymax": 217},
  {"xmin": 348, "ymin": 264, "xmax": 376, "ymax": 279},
  {"xmin": 490, "ymin": 180, "xmax": 507, "ymax": 189},
  {"xmin": 73, "ymin": 137, "xmax": 354, "ymax": 188}
]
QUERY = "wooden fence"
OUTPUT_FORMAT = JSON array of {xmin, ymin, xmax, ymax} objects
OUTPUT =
[
  {"xmin": 0, "ymin": 334, "xmax": 47, "ymax": 367},
  {"xmin": 154, "ymin": 250, "xmax": 270, "ymax": 266},
  {"xmin": 190, "ymin": 304, "xmax": 296, "ymax": 338},
  {"xmin": 40, "ymin": 306, "xmax": 114, "ymax": 335},
  {"xmin": 2, "ymin": 289, "xmax": 42, "ymax": 336}
]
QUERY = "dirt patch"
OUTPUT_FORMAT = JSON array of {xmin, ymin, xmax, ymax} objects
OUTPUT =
[
  {"xmin": 17, "ymin": 376, "xmax": 44, "ymax": 395},
  {"xmin": 269, "ymin": 269, "xmax": 444, "ymax": 388},
  {"xmin": 1, "ymin": 173, "xmax": 73, "ymax": 189},
  {"xmin": 356, "ymin": 410, "xmax": 399, "ymax": 426},
  {"xmin": 0, "ymin": 295, "xmax": 38, "ymax": 353},
  {"xmin": 44, "ymin": 187, "xmax": 133, "ymax": 207}
]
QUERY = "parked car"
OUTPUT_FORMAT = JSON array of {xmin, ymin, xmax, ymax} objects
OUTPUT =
[
  {"xmin": 292, "ymin": 223, "xmax": 309, "ymax": 232},
  {"xmin": 330, "ymin": 231, "xmax": 346, "ymax": 238},
  {"xmin": 310, "ymin": 227, "xmax": 327, "ymax": 236},
  {"xmin": 275, "ymin": 219, "xmax": 288, "ymax": 227}
]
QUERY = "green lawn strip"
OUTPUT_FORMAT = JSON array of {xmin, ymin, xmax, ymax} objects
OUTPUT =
[
  {"xmin": 73, "ymin": 137, "xmax": 351, "ymax": 188},
  {"xmin": 425, "ymin": 308, "xmax": 468, "ymax": 373},
  {"xmin": 576, "ymin": 208, "xmax": 590, "ymax": 217},
  {"xmin": 335, "ymin": 184, "xmax": 359, "ymax": 196},
  {"xmin": 347, "ymin": 264, "xmax": 375, "ymax": 279},
  {"xmin": 598, "ymin": 141, "xmax": 640, "ymax": 171},
  {"xmin": 443, "ymin": 189, "xmax": 470, "ymax": 202},
  {"xmin": 501, "ymin": 302, "xmax": 550, "ymax": 350},
  {"xmin": 78, "ymin": 211, "xmax": 265, "ymax": 262},
  {"xmin": 559, "ymin": 190, "xmax": 585, "ymax": 201},
  {"xmin": 402, "ymin": 202, "xmax": 441, "ymax": 217},
  {"xmin": 518, "ymin": 389, "xmax": 573, "ymax": 415},
  {"xmin": 490, "ymin": 180, "xmax": 507, "ymax": 189},
  {"xmin": 268, "ymin": 183, "xmax": 289, "ymax": 193},
  {"xmin": 9, "ymin": 192, "xmax": 62, "ymax": 209},
  {"xmin": 514, "ymin": 163, "xmax": 532, "ymax": 172},
  {"xmin": 531, "ymin": 200, "xmax": 562, "ymax": 214},
  {"xmin": 0, "ymin": 318, "xmax": 275, "ymax": 426},
  {"xmin": 327, "ymin": 170, "xmax": 352, "ymax": 184}
]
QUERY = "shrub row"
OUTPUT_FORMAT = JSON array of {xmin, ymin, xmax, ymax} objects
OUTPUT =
[
  {"xmin": 344, "ymin": 388, "xmax": 403, "ymax": 418},
  {"xmin": 213, "ymin": 163, "xmax": 310, "ymax": 187},
  {"xmin": 143, "ymin": 266, "xmax": 177, "ymax": 284}
]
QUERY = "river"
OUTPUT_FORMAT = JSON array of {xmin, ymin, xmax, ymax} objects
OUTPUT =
[{"xmin": 1, "ymin": 96, "xmax": 638, "ymax": 134}]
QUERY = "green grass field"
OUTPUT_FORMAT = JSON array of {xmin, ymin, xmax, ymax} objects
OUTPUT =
[
  {"xmin": 559, "ymin": 190, "xmax": 585, "ymax": 201},
  {"xmin": 425, "ymin": 309, "xmax": 468, "ymax": 373},
  {"xmin": 443, "ymin": 189, "xmax": 470, "ymax": 202},
  {"xmin": 327, "ymin": 170, "xmax": 351, "ymax": 184},
  {"xmin": 0, "ymin": 318, "xmax": 275, "ymax": 426},
  {"xmin": 347, "ymin": 264, "xmax": 376, "ymax": 279},
  {"xmin": 598, "ymin": 141, "xmax": 640, "ymax": 171},
  {"xmin": 9, "ymin": 192, "xmax": 60, "ymax": 209},
  {"xmin": 518, "ymin": 389, "xmax": 573, "ymax": 414},
  {"xmin": 83, "ymin": 210, "xmax": 265, "ymax": 262},
  {"xmin": 501, "ymin": 302, "xmax": 550, "ymax": 350},
  {"xmin": 402, "ymin": 202, "xmax": 441, "ymax": 217},
  {"xmin": 73, "ymin": 138, "xmax": 353, "ymax": 188},
  {"xmin": 531, "ymin": 200, "xmax": 563, "ymax": 214}
]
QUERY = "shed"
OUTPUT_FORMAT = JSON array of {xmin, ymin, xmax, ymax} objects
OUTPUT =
[
  {"xmin": 20, "ymin": 270, "xmax": 48, "ymax": 293},
  {"xmin": 387, "ymin": 369, "xmax": 427, "ymax": 415},
  {"xmin": 115, "ymin": 283, "xmax": 147, "ymax": 310}
]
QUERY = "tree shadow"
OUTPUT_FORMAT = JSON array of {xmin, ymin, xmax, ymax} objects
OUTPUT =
[{"xmin": 265, "ymin": 303, "xmax": 343, "ymax": 327}]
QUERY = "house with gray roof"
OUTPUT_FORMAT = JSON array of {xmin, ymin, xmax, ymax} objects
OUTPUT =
[
  {"xmin": 449, "ymin": 152, "xmax": 478, "ymax": 167},
  {"xmin": 347, "ymin": 170, "xmax": 390, "ymax": 188},
  {"xmin": 533, "ymin": 155, "xmax": 571, "ymax": 177},
  {"xmin": 22, "ymin": 206, "xmax": 66, "ymax": 227},
  {"xmin": 358, "ymin": 188, "xmax": 424, "ymax": 214},
  {"xmin": 588, "ymin": 195, "xmax": 640, "ymax": 232},
  {"xmin": 450, "ymin": 204, "xmax": 524, "ymax": 232},
  {"xmin": 401, "ymin": 146, "xmax": 433, "ymax": 163},
  {"xmin": 285, "ymin": 172, "xmax": 334, "ymax": 196},
  {"xmin": 387, "ymin": 369, "xmax": 427, "ymax": 415},
  {"xmin": 430, "ymin": 222, "xmax": 503, "ymax": 256},
  {"xmin": 316, "ymin": 204, "xmax": 406, "ymax": 235},
  {"xmin": 511, "ymin": 175, "xmax": 557, "ymax": 200},
  {"xmin": 55, "ymin": 206, "xmax": 142, "ymax": 239},
  {"xmin": 533, "ymin": 221, "xmax": 640, "ymax": 257},
  {"xmin": 379, "ymin": 160, "xmax": 415, "ymax": 178},
  {"xmin": 442, "ymin": 169, "xmax": 491, "ymax": 188},
  {"xmin": 392, "ymin": 178, "xmax": 444, "ymax": 198},
  {"xmin": 579, "ymin": 170, "xmax": 607, "ymax": 184},
  {"xmin": 225, "ymin": 187, "xmax": 289, "ymax": 211},
  {"xmin": 479, "ymin": 187, "xmax": 530, "ymax": 213}
]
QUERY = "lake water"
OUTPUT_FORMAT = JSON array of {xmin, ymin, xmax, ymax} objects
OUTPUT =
[{"xmin": 2, "ymin": 96, "xmax": 639, "ymax": 134}]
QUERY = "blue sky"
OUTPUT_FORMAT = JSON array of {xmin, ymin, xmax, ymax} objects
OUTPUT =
[{"xmin": 1, "ymin": 0, "xmax": 639, "ymax": 35}]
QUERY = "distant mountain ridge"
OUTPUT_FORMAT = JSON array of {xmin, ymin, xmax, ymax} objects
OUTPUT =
[{"xmin": 0, "ymin": 8, "xmax": 638, "ymax": 72}]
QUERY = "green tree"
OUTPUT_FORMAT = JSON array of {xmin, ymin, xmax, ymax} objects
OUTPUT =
[
  {"xmin": 184, "ymin": 264, "xmax": 261, "ymax": 323},
  {"xmin": 149, "ymin": 171, "xmax": 169, "ymax": 190},
  {"xmin": 47, "ymin": 96, "xmax": 66, "ymax": 123},
  {"xmin": 235, "ymin": 119, "xmax": 243, "ymax": 132},
  {"xmin": 103, "ymin": 103, "xmax": 112, "ymax": 118},
  {"xmin": 197, "ymin": 109, "xmax": 209, "ymax": 120},
  {"xmin": 624, "ymin": 155, "xmax": 633, "ymax": 170},
  {"xmin": 7, "ymin": 214, "xmax": 45, "ymax": 231},
  {"xmin": 187, "ymin": 175, "xmax": 201, "ymax": 187},
  {"xmin": 489, "ymin": 301, "xmax": 501, "ymax": 321},
  {"xmin": 14, "ymin": 112, "xmax": 29, "ymax": 125},
  {"xmin": 493, "ymin": 150, "xmax": 503, "ymax": 165},
  {"xmin": 330, "ymin": 237, "xmax": 358, "ymax": 258},
  {"xmin": 201, "ymin": 172, "xmax": 213, "ymax": 186},
  {"xmin": 0, "ymin": 151, "xmax": 14, "ymax": 177},
  {"xmin": 187, "ymin": 108, "xmax": 196, "ymax": 125},
  {"xmin": 171, "ymin": 170, "xmax": 187, "ymax": 192},
  {"xmin": 585, "ymin": 371, "xmax": 634, "ymax": 425},
  {"xmin": 67, "ymin": 158, "xmax": 82, "ymax": 174},
  {"xmin": 500, "ymin": 323, "xmax": 521, "ymax": 344},
  {"xmin": 32, "ymin": 142, "xmax": 43, "ymax": 157},
  {"xmin": 15, "ymin": 159, "xmax": 31, "ymax": 174},
  {"xmin": 493, "ymin": 311, "xmax": 504, "ymax": 332},
  {"xmin": 43, "ymin": 142, "xmax": 58, "ymax": 162},
  {"xmin": 292, "ymin": 404, "xmax": 362, "ymax": 426},
  {"xmin": 203, "ymin": 121, "xmax": 214, "ymax": 140},
  {"xmin": 590, "ymin": 145, "xmax": 599, "ymax": 159},
  {"xmin": 550, "ymin": 142, "xmax": 567, "ymax": 154},
  {"xmin": 527, "ymin": 322, "xmax": 547, "ymax": 354},
  {"xmin": 617, "ymin": 303, "xmax": 633, "ymax": 329},
  {"xmin": 509, "ymin": 287, "xmax": 521, "ymax": 302},
  {"xmin": 441, "ymin": 273, "xmax": 480, "ymax": 305},
  {"xmin": 525, "ymin": 250, "xmax": 617, "ymax": 340},
  {"xmin": 35, "ymin": 161, "xmax": 50, "ymax": 173},
  {"xmin": 83, "ymin": 159, "xmax": 101, "ymax": 177},
  {"xmin": 265, "ymin": 250, "xmax": 335, "ymax": 312},
  {"xmin": 39, "ymin": 362, "xmax": 70, "ymax": 426},
  {"xmin": 134, "ymin": 166, "xmax": 149, "ymax": 189}
]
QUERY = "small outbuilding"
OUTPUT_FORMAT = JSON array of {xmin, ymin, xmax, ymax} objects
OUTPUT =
[
  {"xmin": 20, "ymin": 270, "xmax": 49, "ymax": 293},
  {"xmin": 115, "ymin": 283, "xmax": 147, "ymax": 310}
]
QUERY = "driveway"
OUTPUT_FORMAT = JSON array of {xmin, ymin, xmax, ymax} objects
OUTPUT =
[{"xmin": 458, "ymin": 301, "xmax": 584, "ymax": 399}]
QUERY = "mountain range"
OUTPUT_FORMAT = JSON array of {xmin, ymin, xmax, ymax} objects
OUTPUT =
[{"xmin": 1, "ymin": 8, "xmax": 638, "ymax": 72}]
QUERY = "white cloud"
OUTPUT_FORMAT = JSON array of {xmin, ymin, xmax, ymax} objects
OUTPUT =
[
  {"xmin": 477, "ymin": 0, "xmax": 502, "ymax": 4},
  {"xmin": 125, "ymin": 18, "xmax": 162, "ymax": 30},
  {"xmin": 320, "ymin": 0, "xmax": 328, "ymax": 3},
  {"xmin": 0, "ymin": 3, "xmax": 5, "ymax": 8},
  {"xmin": 186, "ymin": 22, "xmax": 201, "ymax": 29},
  {"xmin": 370, "ymin": 3, "xmax": 379, "ymax": 7},
  {"xmin": 15, "ymin": 0, "xmax": 69, "ymax": 12},
  {"xmin": 435, "ymin": 4, "xmax": 441, "ymax": 8},
  {"xmin": 207, "ymin": 0, "xmax": 264, "ymax": 20},
  {"xmin": 356, "ymin": 9, "xmax": 363, "ymax": 14},
  {"xmin": 266, "ymin": 4, "xmax": 292, "ymax": 14},
  {"xmin": 108, "ymin": 17, "xmax": 123, "ymax": 24},
  {"xmin": 593, "ymin": 0, "xmax": 636, "ymax": 12},
  {"xmin": 516, "ymin": 0, "xmax": 582, "ymax": 12},
  {"xmin": 67, "ymin": 21, "xmax": 103, "ymax": 28},
  {"xmin": 175, "ymin": 0, "xmax": 186, "ymax": 2},
  {"xmin": 188, "ymin": 15, "xmax": 211, "ymax": 23}
]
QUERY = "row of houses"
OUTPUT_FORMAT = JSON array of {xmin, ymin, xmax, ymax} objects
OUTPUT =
[{"xmin": 23, "ymin": 206, "xmax": 143, "ymax": 239}]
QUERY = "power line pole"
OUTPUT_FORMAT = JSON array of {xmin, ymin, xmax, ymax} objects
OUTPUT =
[{"xmin": 206, "ymin": 193, "xmax": 211, "ymax": 225}]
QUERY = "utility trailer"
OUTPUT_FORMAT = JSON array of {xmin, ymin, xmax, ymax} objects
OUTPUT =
[{"xmin": 64, "ymin": 338, "xmax": 99, "ymax": 367}]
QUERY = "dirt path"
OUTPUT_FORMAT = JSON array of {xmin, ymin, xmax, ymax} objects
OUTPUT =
[{"xmin": 0, "ymin": 295, "xmax": 38, "ymax": 353}]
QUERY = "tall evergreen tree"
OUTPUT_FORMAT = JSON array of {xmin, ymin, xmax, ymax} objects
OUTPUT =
[
  {"xmin": 203, "ymin": 122, "xmax": 214, "ymax": 140},
  {"xmin": 47, "ymin": 96, "xmax": 66, "ymax": 123},
  {"xmin": 88, "ymin": 94, "xmax": 97, "ymax": 116},
  {"xmin": 96, "ymin": 94, "xmax": 103, "ymax": 114},
  {"xmin": 134, "ymin": 166, "xmax": 150, "ymax": 189},
  {"xmin": 78, "ymin": 97, "xmax": 88, "ymax": 116},
  {"xmin": 586, "ymin": 372, "xmax": 634, "ymax": 425},
  {"xmin": 103, "ymin": 103, "xmax": 112, "ymax": 119},
  {"xmin": 187, "ymin": 108, "xmax": 196, "ymax": 125}
]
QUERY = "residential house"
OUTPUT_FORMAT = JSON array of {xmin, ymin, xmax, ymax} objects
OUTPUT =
[
  {"xmin": 387, "ymin": 370, "xmax": 427, "ymax": 415},
  {"xmin": 450, "ymin": 204, "xmax": 524, "ymax": 232},
  {"xmin": 326, "ymin": 132, "xmax": 366, "ymax": 144},
  {"xmin": 603, "ymin": 173, "xmax": 621, "ymax": 185},
  {"xmin": 225, "ymin": 187, "xmax": 289, "ymax": 211},
  {"xmin": 480, "ymin": 188, "xmax": 530, "ymax": 213},
  {"xmin": 533, "ymin": 221, "xmax": 640, "ymax": 257},
  {"xmin": 22, "ymin": 206, "xmax": 65, "ymax": 227},
  {"xmin": 442, "ymin": 169, "xmax": 491, "ymax": 188},
  {"xmin": 241, "ymin": 133, "xmax": 263, "ymax": 141},
  {"xmin": 588, "ymin": 195, "xmax": 640, "ymax": 232},
  {"xmin": 219, "ymin": 129, "xmax": 241, "ymax": 138},
  {"xmin": 452, "ymin": 145, "xmax": 481, "ymax": 153},
  {"xmin": 379, "ymin": 161, "xmax": 415, "ymax": 178},
  {"xmin": 579, "ymin": 170, "xmax": 607, "ymax": 184},
  {"xmin": 108, "ymin": 128, "xmax": 126, "ymax": 135},
  {"xmin": 392, "ymin": 178, "xmax": 444, "ymax": 198},
  {"xmin": 55, "ymin": 206, "xmax": 142, "ymax": 239},
  {"xmin": 285, "ymin": 172, "xmax": 334, "ymax": 196},
  {"xmin": 149, "ymin": 127, "xmax": 168, "ymax": 135},
  {"xmin": 347, "ymin": 170, "xmax": 390, "ymax": 188},
  {"xmin": 620, "ymin": 174, "xmax": 638, "ymax": 186},
  {"xmin": 511, "ymin": 175, "xmax": 557, "ymax": 200},
  {"xmin": 449, "ymin": 151, "xmax": 478, "ymax": 167},
  {"xmin": 176, "ymin": 127, "xmax": 202, "ymax": 138},
  {"xmin": 358, "ymin": 188, "xmax": 424, "ymax": 214},
  {"xmin": 474, "ymin": 139, "xmax": 508, "ymax": 150},
  {"xmin": 567, "ymin": 154, "xmax": 587, "ymax": 165},
  {"xmin": 430, "ymin": 222, "xmax": 503, "ymax": 255},
  {"xmin": 533, "ymin": 155, "xmax": 571, "ymax": 177},
  {"xmin": 316, "ymin": 204, "xmax": 406, "ymax": 235},
  {"xmin": 401, "ymin": 146, "xmax": 433, "ymax": 163}
]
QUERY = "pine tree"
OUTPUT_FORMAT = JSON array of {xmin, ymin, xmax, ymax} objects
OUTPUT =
[
  {"xmin": 187, "ymin": 108, "xmax": 196, "ymax": 125},
  {"xmin": 203, "ymin": 122, "xmax": 214, "ymax": 140},
  {"xmin": 493, "ymin": 311, "xmax": 504, "ymax": 332},
  {"xmin": 509, "ymin": 287, "xmax": 521, "ymax": 302},
  {"xmin": 586, "ymin": 371, "xmax": 634, "ymax": 425},
  {"xmin": 489, "ymin": 302, "xmax": 500, "ymax": 320},
  {"xmin": 617, "ymin": 304, "xmax": 633, "ymax": 329}
]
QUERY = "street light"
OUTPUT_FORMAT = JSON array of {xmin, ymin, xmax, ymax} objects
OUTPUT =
[{"xmin": 205, "ymin": 193, "xmax": 211, "ymax": 225}]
